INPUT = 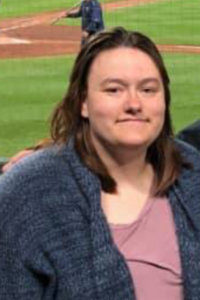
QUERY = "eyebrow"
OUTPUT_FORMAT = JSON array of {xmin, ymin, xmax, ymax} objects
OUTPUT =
[
  {"xmin": 100, "ymin": 78, "xmax": 127, "ymax": 87},
  {"xmin": 140, "ymin": 78, "xmax": 161, "ymax": 85},
  {"xmin": 100, "ymin": 77, "xmax": 161, "ymax": 87}
]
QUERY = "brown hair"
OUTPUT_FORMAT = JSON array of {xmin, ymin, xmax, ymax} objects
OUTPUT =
[{"xmin": 51, "ymin": 27, "xmax": 185, "ymax": 195}]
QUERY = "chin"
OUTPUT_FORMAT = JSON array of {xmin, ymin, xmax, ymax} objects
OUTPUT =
[{"xmin": 116, "ymin": 140, "xmax": 149, "ymax": 149}]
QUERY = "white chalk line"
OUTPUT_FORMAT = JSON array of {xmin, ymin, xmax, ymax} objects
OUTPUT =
[
  {"xmin": 0, "ymin": 19, "xmax": 43, "ymax": 33},
  {"xmin": 0, "ymin": 36, "xmax": 80, "ymax": 45},
  {"xmin": 0, "ymin": 37, "xmax": 31, "ymax": 45}
]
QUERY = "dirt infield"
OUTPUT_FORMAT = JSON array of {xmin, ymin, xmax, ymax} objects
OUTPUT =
[{"xmin": 0, "ymin": 0, "xmax": 200, "ymax": 59}]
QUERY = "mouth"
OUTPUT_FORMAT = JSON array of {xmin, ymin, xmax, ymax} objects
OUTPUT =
[{"xmin": 117, "ymin": 118, "xmax": 149, "ymax": 123}]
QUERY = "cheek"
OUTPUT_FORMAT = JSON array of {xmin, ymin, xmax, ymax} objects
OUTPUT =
[
  {"xmin": 86, "ymin": 95, "xmax": 118, "ymax": 121},
  {"xmin": 154, "ymin": 103, "xmax": 165, "ymax": 117},
  {"xmin": 153, "ymin": 101, "xmax": 166, "ymax": 131},
  {"xmin": 90, "ymin": 105, "xmax": 114, "ymax": 122},
  {"xmin": 145, "ymin": 97, "xmax": 166, "ymax": 131},
  {"xmin": 151, "ymin": 95, "xmax": 166, "ymax": 117},
  {"xmin": 158, "ymin": 100, "xmax": 166, "ymax": 117}
]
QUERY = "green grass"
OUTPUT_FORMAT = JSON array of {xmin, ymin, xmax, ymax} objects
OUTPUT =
[
  {"xmin": 163, "ymin": 53, "xmax": 200, "ymax": 131},
  {"xmin": 0, "ymin": 0, "xmax": 79, "ymax": 17},
  {"xmin": 103, "ymin": 0, "xmax": 200, "ymax": 45},
  {"xmin": 1, "ymin": 53, "xmax": 200, "ymax": 157},
  {"xmin": 0, "ymin": 56, "xmax": 75, "ymax": 156},
  {"xmin": 0, "ymin": 0, "xmax": 109, "ymax": 18},
  {"xmin": 58, "ymin": 0, "xmax": 200, "ymax": 46},
  {"xmin": 0, "ymin": 0, "xmax": 66, "ymax": 17}
]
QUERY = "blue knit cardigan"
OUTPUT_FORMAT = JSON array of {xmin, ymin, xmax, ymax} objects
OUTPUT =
[{"xmin": 0, "ymin": 140, "xmax": 200, "ymax": 300}]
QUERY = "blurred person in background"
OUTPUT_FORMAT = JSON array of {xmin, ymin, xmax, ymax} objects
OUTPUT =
[
  {"xmin": 176, "ymin": 119, "xmax": 200, "ymax": 151},
  {"xmin": 65, "ymin": 0, "xmax": 104, "ymax": 46}
]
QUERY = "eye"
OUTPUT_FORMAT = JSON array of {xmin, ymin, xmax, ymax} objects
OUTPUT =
[
  {"xmin": 106, "ymin": 88, "xmax": 118, "ymax": 93},
  {"xmin": 104, "ymin": 86, "xmax": 123, "ymax": 94},
  {"xmin": 142, "ymin": 86, "xmax": 158, "ymax": 94}
]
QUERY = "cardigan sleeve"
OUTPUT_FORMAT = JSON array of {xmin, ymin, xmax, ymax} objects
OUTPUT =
[
  {"xmin": 0, "ymin": 146, "xmax": 93, "ymax": 300},
  {"xmin": 0, "ymin": 212, "xmax": 57, "ymax": 299},
  {"xmin": 0, "ymin": 169, "xmax": 57, "ymax": 299},
  {"xmin": 0, "ymin": 242, "xmax": 47, "ymax": 299}
]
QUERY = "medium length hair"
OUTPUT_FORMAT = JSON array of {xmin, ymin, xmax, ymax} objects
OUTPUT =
[{"xmin": 51, "ymin": 27, "xmax": 185, "ymax": 195}]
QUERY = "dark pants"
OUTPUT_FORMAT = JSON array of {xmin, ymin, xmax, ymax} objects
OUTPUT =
[{"xmin": 81, "ymin": 31, "xmax": 96, "ymax": 47}]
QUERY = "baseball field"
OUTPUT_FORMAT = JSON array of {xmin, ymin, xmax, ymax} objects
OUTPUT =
[{"xmin": 0, "ymin": 0, "xmax": 200, "ymax": 156}]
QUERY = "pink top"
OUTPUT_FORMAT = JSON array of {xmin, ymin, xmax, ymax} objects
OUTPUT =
[{"xmin": 110, "ymin": 197, "xmax": 183, "ymax": 300}]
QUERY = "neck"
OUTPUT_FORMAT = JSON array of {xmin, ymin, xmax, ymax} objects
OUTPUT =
[{"xmin": 93, "ymin": 140, "xmax": 154, "ymax": 192}]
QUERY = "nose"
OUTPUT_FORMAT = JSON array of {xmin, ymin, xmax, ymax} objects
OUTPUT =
[{"xmin": 124, "ymin": 89, "xmax": 142, "ymax": 113}]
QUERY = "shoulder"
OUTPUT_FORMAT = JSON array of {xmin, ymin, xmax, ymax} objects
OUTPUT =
[
  {"xmin": 0, "ymin": 145, "xmax": 77, "ymax": 226},
  {"xmin": 172, "ymin": 139, "xmax": 200, "ymax": 200},
  {"xmin": 0, "ymin": 140, "xmax": 99, "ymax": 229},
  {"xmin": 170, "ymin": 139, "xmax": 200, "ymax": 231},
  {"xmin": 0, "ymin": 145, "xmax": 91, "ymax": 266},
  {"xmin": 0, "ymin": 145, "xmax": 69, "ymax": 190},
  {"xmin": 175, "ymin": 138, "xmax": 200, "ymax": 171},
  {"xmin": 0, "ymin": 142, "xmax": 90, "ymax": 237},
  {"xmin": 177, "ymin": 119, "xmax": 200, "ymax": 152}
]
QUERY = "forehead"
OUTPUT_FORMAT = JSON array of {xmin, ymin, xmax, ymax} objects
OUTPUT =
[{"xmin": 88, "ymin": 47, "xmax": 161, "ymax": 81}]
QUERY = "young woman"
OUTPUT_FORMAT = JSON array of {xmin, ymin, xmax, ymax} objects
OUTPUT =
[{"xmin": 0, "ymin": 27, "xmax": 200, "ymax": 300}]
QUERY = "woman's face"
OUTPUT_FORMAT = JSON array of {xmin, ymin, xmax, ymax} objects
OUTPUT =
[{"xmin": 81, "ymin": 47, "xmax": 165, "ymax": 155}]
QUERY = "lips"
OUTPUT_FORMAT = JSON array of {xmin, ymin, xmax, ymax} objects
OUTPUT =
[{"xmin": 117, "ymin": 118, "xmax": 149, "ymax": 123}]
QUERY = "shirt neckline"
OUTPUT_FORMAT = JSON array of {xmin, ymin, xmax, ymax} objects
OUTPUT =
[{"xmin": 110, "ymin": 196, "xmax": 166, "ymax": 230}]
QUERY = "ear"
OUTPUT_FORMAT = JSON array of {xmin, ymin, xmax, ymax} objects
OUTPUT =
[{"xmin": 81, "ymin": 100, "xmax": 89, "ymax": 118}]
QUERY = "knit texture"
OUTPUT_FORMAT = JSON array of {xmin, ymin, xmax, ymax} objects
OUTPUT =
[{"xmin": 0, "ymin": 140, "xmax": 200, "ymax": 300}]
